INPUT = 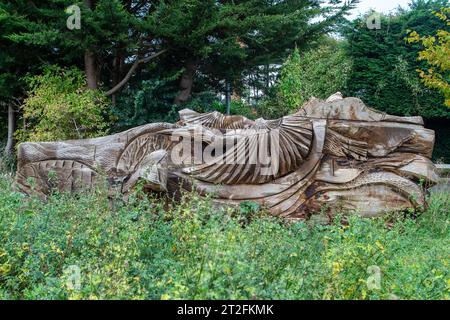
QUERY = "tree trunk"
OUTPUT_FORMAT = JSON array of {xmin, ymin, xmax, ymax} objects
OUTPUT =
[
  {"xmin": 111, "ymin": 54, "xmax": 122, "ymax": 105},
  {"xmin": 225, "ymin": 81, "xmax": 231, "ymax": 115},
  {"xmin": 84, "ymin": 0, "xmax": 98, "ymax": 89},
  {"xmin": 84, "ymin": 50, "xmax": 98, "ymax": 89},
  {"xmin": 4, "ymin": 104, "xmax": 14, "ymax": 157},
  {"xmin": 174, "ymin": 59, "xmax": 197, "ymax": 105},
  {"xmin": 265, "ymin": 64, "xmax": 270, "ymax": 95}
]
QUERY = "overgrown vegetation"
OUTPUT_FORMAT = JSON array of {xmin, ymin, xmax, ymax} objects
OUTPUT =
[
  {"xmin": 344, "ymin": 2, "xmax": 449, "ymax": 118},
  {"xmin": 268, "ymin": 42, "xmax": 352, "ymax": 117},
  {"xmin": 407, "ymin": 7, "xmax": 450, "ymax": 107},
  {"xmin": 0, "ymin": 174, "xmax": 448, "ymax": 300},
  {"xmin": 2, "ymin": 1, "xmax": 450, "ymax": 160},
  {"xmin": 15, "ymin": 67, "xmax": 111, "ymax": 143},
  {"xmin": 0, "ymin": 0, "xmax": 449, "ymax": 302}
]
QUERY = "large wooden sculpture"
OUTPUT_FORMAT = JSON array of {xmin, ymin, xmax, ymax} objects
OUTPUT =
[{"xmin": 15, "ymin": 94, "xmax": 439, "ymax": 219}]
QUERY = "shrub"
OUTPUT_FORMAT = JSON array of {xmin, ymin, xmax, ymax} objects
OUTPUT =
[
  {"xmin": 15, "ymin": 66, "xmax": 111, "ymax": 143},
  {"xmin": 111, "ymin": 74, "xmax": 181, "ymax": 131},
  {"xmin": 407, "ymin": 7, "xmax": 450, "ymax": 108},
  {"xmin": 211, "ymin": 100, "xmax": 258, "ymax": 120},
  {"xmin": 0, "ymin": 146, "xmax": 15, "ymax": 173},
  {"xmin": 266, "ymin": 43, "xmax": 351, "ymax": 117},
  {"xmin": 0, "ymin": 173, "xmax": 448, "ymax": 300}
]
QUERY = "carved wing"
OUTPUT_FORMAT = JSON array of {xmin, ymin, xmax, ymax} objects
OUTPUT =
[
  {"xmin": 181, "ymin": 115, "xmax": 313, "ymax": 184},
  {"xmin": 178, "ymin": 108, "xmax": 255, "ymax": 129}
]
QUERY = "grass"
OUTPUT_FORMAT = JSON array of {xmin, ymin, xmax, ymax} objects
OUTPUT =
[{"xmin": 0, "ymin": 172, "xmax": 448, "ymax": 300}]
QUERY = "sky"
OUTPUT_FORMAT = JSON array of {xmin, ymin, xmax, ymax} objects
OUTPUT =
[{"xmin": 348, "ymin": 0, "xmax": 413, "ymax": 20}]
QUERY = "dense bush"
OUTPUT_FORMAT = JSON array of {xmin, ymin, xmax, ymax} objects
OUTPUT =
[
  {"xmin": 273, "ymin": 43, "xmax": 351, "ymax": 115},
  {"xmin": 344, "ymin": 3, "xmax": 450, "ymax": 119},
  {"xmin": 111, "ymin": 75, "xmax": 258, "ymax": 134},
  {"xmin": 407, "ymin": 7, "xmax": 450, "ymax": 108},
  {"xmin": 111, "ymin": 73, "xmax": 181, "ymax": 131},
  {"xmin": 15, "ymin": 66, "xmax": 111, "ymax": 143},
  {"xmin": 0, "ymin": 173, "xmax": 448, "ymax": 300}
]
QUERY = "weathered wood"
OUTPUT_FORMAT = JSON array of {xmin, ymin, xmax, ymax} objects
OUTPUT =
[
  {"xmin": 15, "ymin": 93, "xmax": 438, "ymax": 220},
  {"xmin": 436, "ymin": 164, "xmax": 450, "ymax": 173}
]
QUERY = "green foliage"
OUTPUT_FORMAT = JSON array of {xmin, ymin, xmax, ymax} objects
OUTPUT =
[
  {"xmin": 239, "ymin": 201, "xmax": 260, "ymax": 217},
  {"xmin": 0, "ymin": 149, "xmax": 15, "ymax": 173},
  {"xmin": 147, "ymin": 0, "xmax": 357, "ymax": 88},
  {"xmin": 5, "ymin": 0, "xmax": 138, "ymax": 68},
  {"xmin": 182, "ymin": 91, "xmax": 223, "ymax": 113},
  {"xmin": 110, "ymin": 74, "xmax": 258, "ymax": 133},
  {"xmin": 112, "ymin": 74, "xmax": 180, "ymax": 130},
  {"xmin": 111, "ymin": 75, "xmax": 259, "ymax": 132},
  {"xmin": 16, "ymin": 67, "xmax": 111, "ymax": 143},
  {"xmin": 230, "ymin": 101, "xmax": 258, "ymax": 120},
  {"xmin": 0, "ymin": 173, "xmax": 154, "ymax": 299},
  {"xmin": 0, "ymin": 174, "xmax": 448, "ymax": 300},
  {"xmin": 1, "ymin": 0, "xmax": 357, "ymax": 112},
  {"xmin": 210, "ymin": 100, "xmax": 258, "ymax": 120},
  {"xmin": 344, "ymin": 2, "xmax": 450, "ymax": 119},
  {"xmin": 0, "ymin": 1, "xmax": 53, "ymax": 145},
  {"xmin": 273, "ymin": 42, "xmax": 352, "ymax": 114},
  {"xmin": 342, "ymin": 2, "xmax": 450, "ymax": 161},
  {"xmin": 407, "ymin": 7, "xmax": 450, "ymax": 107}
]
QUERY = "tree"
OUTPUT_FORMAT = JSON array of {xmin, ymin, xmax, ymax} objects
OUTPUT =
[
  {"xmin": 0, "ymin": 1, "xmax": 53, "ymax": 155},
  {"xmin": 274, "ymin": 39, "xmax": 352, "ymax": 114},
  {"xmin": 343, "ymin": 0, "xmax": 450, "ymax": 161},
  {"xmin": 172, "ymin": 0, "xmax": 358, "ymax": 104},
  {"xmin": 407, "ymin": 7, "xmax": 450, "ymax": 107},
  {"xmin": 5, "ymin": 0, "xmax": 357, "ymax": 104},
  {"xmin": 6, "ymin": 1, "xmax": 165, "ymax": 96},
  {"xmin": 343, "ymin": 1, "xmax": 449, "ymax": 118},
  {"xmin": 1, "ymin": 0, "xmax": 357, "ymax": 145}
]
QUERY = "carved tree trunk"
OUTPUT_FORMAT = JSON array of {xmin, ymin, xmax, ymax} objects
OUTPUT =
[
  {"xmin": 174, "ymin": 59, "xmax": 197, "ymax": 105},
  {"xmin": 4, "ymin": 103, "xmax": 14, "ymax": 156}
]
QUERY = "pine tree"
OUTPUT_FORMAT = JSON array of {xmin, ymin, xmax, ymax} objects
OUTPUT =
[{"xmin": 4, "ymin": 0, "xmax": 357, "ymax": 104}]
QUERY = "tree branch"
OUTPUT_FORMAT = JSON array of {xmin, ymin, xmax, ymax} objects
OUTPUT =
[{"xmin": 105, "ymin": 49, "xmax": 167, "ymax": 97}]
